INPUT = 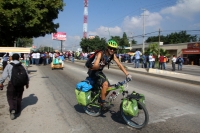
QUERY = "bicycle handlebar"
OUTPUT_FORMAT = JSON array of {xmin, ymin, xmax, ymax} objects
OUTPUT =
[{"xmin": 110, "ymin": 79, "xmax": 128, "ymax": 87}]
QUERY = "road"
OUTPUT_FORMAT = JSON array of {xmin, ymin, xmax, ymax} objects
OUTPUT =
[{"xmin": 0, "ymin": 62, "xmax": 200, "ymax": 133}]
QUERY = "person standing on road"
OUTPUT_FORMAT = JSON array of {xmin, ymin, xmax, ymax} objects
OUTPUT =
[
  {"xmin": 35, "ymin": 51, "xmax": 40, "ymax": 65},
  {"xmin": 2, "ymin": 53, "xmax": 9, "ymax": 70},
  {"xmin": 163, "ymin": 56, "xmax": 167, "ymax": 70},
  {"xmin": 159, "ymin": 54, "xmax": 164, "ymax": 70},
  {"xmin": 142, "ymin": 54, "xmax": 147, "ymax": 68},
  {"xmin": 134, "ymin": 49, "xmax": 142, "ymax": 68},
  {"xmin": 31, "ymin": 52, "xmax": 36, "ymax": 65},
  {"xmin": 149, "ymin": 53, "xmax": 153, "ymax": 68},
  {"xmin": 176, "ymin": 56, "xmax": 184, "ymax": 70},
  {"xmin": 171, "ymin": 55, "xmax": 176, "ymax": 71},
  {"xmin": 71, "ymin": 51, "xmax": 75, "ymax": 63},
  {"xmin": 0, "ymin": 53, "xmax": 29, "ymax": 120}
]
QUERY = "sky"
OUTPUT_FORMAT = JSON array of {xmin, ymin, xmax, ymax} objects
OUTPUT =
[{"xmin": 33, "ymin": 0, "xmax": 200, "ymax": 51}]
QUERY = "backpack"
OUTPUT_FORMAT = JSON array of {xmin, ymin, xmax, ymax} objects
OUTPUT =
[
  {"xmin": 10, "ymin": 63, "xmax": 28, "ymax": 87},
  {"xmin": 85, "ymin": 50, "xmax": 113, "ymax": 69},
  {"xmin": 178, "ymin": 58, "xmax": 182, "ymax": 63},
  {"xmin": 85, "ymin": 50, "xmax": 102, "ymax": 68}
]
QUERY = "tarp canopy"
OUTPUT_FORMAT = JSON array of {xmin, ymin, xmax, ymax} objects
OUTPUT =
[
  {"xmin": 0, "ymin": 47, "xmax": 30, "ymax": 53},
  {"xmin": 127, "ymin": 52, "xmax": 135, "ymax": 56}
]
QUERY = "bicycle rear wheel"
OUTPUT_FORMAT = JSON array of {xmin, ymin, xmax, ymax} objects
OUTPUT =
[
  {"xmin": 120, "ymin": 101, "xmax": 149, "ymax": 129},
  {"xmin": 83, "ymin": 98, "xmax": 101, "ymax": 117}
]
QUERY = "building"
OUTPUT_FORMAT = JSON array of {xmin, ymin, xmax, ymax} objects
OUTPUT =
[{"xmin": 130, "ymin": 42, "xmax": 200, "ymax": 65}]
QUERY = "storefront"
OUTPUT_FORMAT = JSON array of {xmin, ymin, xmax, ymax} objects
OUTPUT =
[{"xmin": 182, "ymin": 42, "xmax": 200, "ymax": 65}]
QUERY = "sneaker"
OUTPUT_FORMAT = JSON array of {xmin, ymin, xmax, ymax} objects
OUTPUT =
[
  {"xmin": 101, "ymin": 101, "xmax": 111, "ymax": 109},
  {"xmin": 10, "ymin": 110, "xmax": 15, "ymax": 120}
]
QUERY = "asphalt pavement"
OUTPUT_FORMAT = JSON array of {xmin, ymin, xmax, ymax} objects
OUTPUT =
[{"xmin": 72, "ymin": 59, "xmax": 200, "ymax": 86}]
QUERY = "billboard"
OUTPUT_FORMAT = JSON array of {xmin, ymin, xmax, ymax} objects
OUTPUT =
[{"xmin": 52, "ymin": 32, "xmax": 66, "ymax": 41}]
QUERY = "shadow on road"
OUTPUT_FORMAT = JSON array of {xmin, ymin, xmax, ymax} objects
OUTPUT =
[
  {"xmin": 21, "ymin": 94, "xmax": 38, "ymax": 111},
  {"xmin": 15, "ymin": 94, "xmax": 38, "ymax": 119},
  {"xmin": 110, "ymin": 110, "xmax": 126, "ymax": 125},
  {"xmin": 74, "ymin": 104, "xmax": 86, "ymax": 113}
]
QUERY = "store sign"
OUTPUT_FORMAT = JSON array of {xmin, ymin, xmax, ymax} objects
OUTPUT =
[
  {"xmin": 52, "ymin": 32, "xmax": 66, "ymax": 41},
  {"xmin": 182, "ymin": 49, "xmax": 200, "ymax": 54},
  {"xmin": 187, "ymin": 42, "xmax": 200, "ymax": 49}
]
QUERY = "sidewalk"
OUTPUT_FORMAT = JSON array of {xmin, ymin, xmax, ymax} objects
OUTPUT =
[
  {"xmin": 72, "ymin": 60, "xmax": 200, "ymax": 86},
  {"xmin": 0, "ymin": 65, "xmax": 72, "ymax": 132}
]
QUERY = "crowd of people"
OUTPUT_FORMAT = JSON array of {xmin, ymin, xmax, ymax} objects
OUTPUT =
[
  {"xmin": 0, "ymin": 49, "xmax": 185, "ymax": 72},
  {"xmin": 111, "ymin": 49, "xmax": 184, "ymax": 71}
]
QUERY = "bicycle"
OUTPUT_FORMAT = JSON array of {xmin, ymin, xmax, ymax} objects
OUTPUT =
[{"xmin": 82, "ymin": 79, "xmax": 149, "ymax": 129}]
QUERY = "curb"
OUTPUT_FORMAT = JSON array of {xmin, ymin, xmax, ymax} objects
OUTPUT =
[{"xmin": 67, "ymin": 60, "xmax": 200, "ymax": 85}]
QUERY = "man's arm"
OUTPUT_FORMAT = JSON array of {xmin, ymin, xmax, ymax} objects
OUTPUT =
[
  {"xmin": 0, "ymin": 65, "xmax": 9, "ymax": 85},
  {"xmin": 90, "ymin": 52, "xmax": 102, "ymax": 70},
  {"xmin": 113, "ymin": 54, "xmax": 129, "ymax": 76}
]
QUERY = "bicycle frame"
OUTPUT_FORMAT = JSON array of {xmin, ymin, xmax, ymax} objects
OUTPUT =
[{"xmin": 89, "ymin": 80, "xmax": 128, "ymax": 107}]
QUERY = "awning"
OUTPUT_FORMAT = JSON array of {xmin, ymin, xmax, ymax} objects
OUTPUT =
[
  {"xmin": 0, "ymin": 47, "xmax": 31, "ymax": 53},
  {"xmin": 127, "ymin": 52, "xmax": 135, "ymax": 55},
  {"xmin": 182, "ymin": 49, "xmax": 200, "ymax": 54}
]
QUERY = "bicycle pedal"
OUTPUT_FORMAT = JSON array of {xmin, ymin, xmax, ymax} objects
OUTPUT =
[{"xmin": 102, "ymin": 107, "xmax": 110, "ymax": 111}]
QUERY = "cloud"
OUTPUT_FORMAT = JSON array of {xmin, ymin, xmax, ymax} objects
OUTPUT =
[
  {"xmin": 122, "ymin": 10, "xmax": 162, "ymax": 33},
  {"xmin": 67, "ymin": 35, "xmax": 81, "ymax": 42},
  {"xmin": 160, "ymin": 0, "xmax": 200, "ymax": 18},
  {"xmin": 190, "ymin": 23, "xmax": 200, "ymax": 28},
  {"xmin": 88, "ymin": 26, "xmax": 122, "ymax": 38},
  {"xmin": 87, "ymin": 10, "xmax": 162, "ymax": 40}
]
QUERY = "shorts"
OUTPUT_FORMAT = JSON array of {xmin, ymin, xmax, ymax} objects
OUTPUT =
[{"xmin": 88, "ymin": 70, "xmax": 110, "ymax": 87}]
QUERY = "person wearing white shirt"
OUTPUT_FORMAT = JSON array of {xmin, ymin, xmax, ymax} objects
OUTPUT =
[
  {"xmin": 35, "ymin": 52, "xmax": 40, "ymax": 65},
  {"xmin": 134, "ymin": 49, "xmax": 142, "ymax": 68},
  {"xmin": 149, "ymin": 53, "xmax": 153, "ymax": 68},
  {"xmin": 31, "ymin": 52, "xmax": 36, "ymax": 65},
  {"xmin": 171, "ymin": 55, "xmax": 176, "ymax": 71},
  {"xmin": 84, "ymin": 52, "xmax": 88, "ymax": 60}
]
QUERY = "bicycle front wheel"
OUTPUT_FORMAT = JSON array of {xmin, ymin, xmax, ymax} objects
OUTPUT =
[{"xmin": 120, "ymin": 101, "xmax": 149, "ymax": 129}]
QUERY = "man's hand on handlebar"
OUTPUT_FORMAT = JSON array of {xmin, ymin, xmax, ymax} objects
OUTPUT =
[{"xmin": 126, "ymin": 74, "xmax": 132, "ymax": 82}]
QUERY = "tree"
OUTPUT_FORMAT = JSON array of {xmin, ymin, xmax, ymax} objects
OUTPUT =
[
  {"xmin": 145, "ymin": 30, "xmax": 198, "ymax": 44},
  {"xmin": 80, "ymin": 36, "xmax": 107, "ymax": 52},
  {"xmin": 111, "ymin": 34, "xmax": 130, "ymax": 53},
  {"xmin": 0, "ymin": 0, "xmax": 65, "ymax": 47},
  {"xmin": 145, "ymin": 43, "xmax": 169, "ymax": 56},
  {"xmin": 131, "ymin": 39, "xmax": 137, "ymax": 45},
  {"xmin": 16, "ymin": 38, "xmax": 33, "ymax": 47},
  {"xmin": 80, "ymin": 32, "xmax": 135, "ymax": 54},
  {"xmin": 145, "ymin": 43, "xmax": 159, "ymax": 56}
]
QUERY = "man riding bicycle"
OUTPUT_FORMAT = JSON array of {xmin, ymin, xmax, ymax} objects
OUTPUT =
[{"xmin": 87, "ymin": 40, "xmax": 132, "ymax": 108}]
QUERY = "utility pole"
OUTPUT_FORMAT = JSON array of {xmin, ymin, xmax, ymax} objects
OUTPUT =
[
  {"xmin": 141, "ymin": 9, "xmax": 148, "ymax": 54},
  {"xmin": 105, "ymin": 28, "xmax": 111, "ymax": 39},
  {"xmin": 108, "ymin": 28, "xmax": 110, "ymax": 38},
  {"xmin": 158, "ymin": 28, "xmax": 161, "ymax": 56},
  {"xmin": 128, "ymin": 32, "xmax": 134, "ymax": 50}
]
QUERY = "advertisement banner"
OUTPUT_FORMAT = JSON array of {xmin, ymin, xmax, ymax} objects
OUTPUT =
[
  {"xmin": 182, "ymin": 49, "xmax": 200, "ymax": 54},
  {"xmin": 52, "ymin": 32, "xmax": 66, "ymax": 41}
]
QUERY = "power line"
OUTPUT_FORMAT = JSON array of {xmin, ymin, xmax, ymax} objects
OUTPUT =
[{"xmin": 132, "ymin": 29, "xmax": 200, "ymax": 38}]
